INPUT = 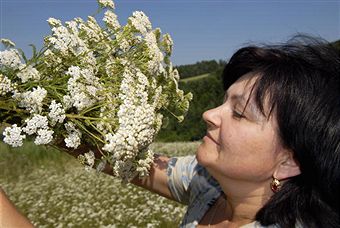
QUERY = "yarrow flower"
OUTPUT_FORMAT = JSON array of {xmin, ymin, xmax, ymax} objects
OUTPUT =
[
  {"xmin": 1, "ymin": 38, "xmax": 16, "ymax": 48},
  {"xmin": 17, "ymin": 64, "xmax": 41, "ymax": 83},
  {"xmin": 48, "ymin": 100, "xmax": 66, "ymax": 126},
  {"xmin": 22, "ymin": 114, "xmax": 49, "ymax": 135},
  {"xmin": 3, "ymin": 124, "xmax": 26, "ymax": 147},
  {"xmin": 0, "ymin": 0, "xmax": 192, "ymax": 180},
  {"xmin": 34, "ymin": 128, "xmax": 54, "ymax": 145},
  {"xmin": 14, "ymin": 86, "xmax": 47, "ymax": 113},
  {"xmin": 0, "ymin": 74, "xmax": 16, "ymax": 96},
  {"xmin": 103, "ymin": 10, "xmax": 120, "ymax": 30},
  {"xmin": 47, "ymin": 18, "xmax": 62, "ymax": 27},
  {"xmin": 129, "ymin": 11, "xmax": 152, "ymax": 36},
  {"xmin": 64, "ymin": 122, "xmax": 82, "ymax": 149},
  {"xmin": 0, "ymin": 49, "xmax": 22, "ymax": 69},
  {"xmin": 98, "ymin": 0, "xmax": 115, "ymax": 9}
]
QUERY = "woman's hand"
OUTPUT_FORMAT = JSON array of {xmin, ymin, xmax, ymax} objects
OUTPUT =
[{"xmin": 54, "ymin": 139, "xmax": 175, "ymax": 200}]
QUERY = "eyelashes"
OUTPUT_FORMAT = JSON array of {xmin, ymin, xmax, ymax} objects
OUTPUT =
[{"xmin": 232, "ymin": 110, "xmax": 246, "ymax": 119}]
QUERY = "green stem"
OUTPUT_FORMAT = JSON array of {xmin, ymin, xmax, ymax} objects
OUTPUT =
[
  {"xmin": 73, "ymin": 119, "xmax": 105, "ymax": 144},
  {"xmin": 66, "ymin": 114, "xmax": 102, "ymax": 121}
]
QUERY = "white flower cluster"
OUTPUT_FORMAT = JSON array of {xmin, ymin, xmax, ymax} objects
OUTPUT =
[
  {"xmin": 129, "ymin": 11, "xmax": 152, "ymax": 36},
  {"xmin": 64, "ymin": 66, "xmax": 103, "ymax": 111},
  {"xmin": 1, "ymin": 38, "xmax": 16, "ymax": 48},
  {"xmin": 22, "ymin": 114, "xmax": 54, "ymax": 145},
  {"xmin": 145, "ymin": 31, "xmax": 165, "ymax": 75},
  {"xmin": 64, "ymin": 122, "xmax": 82, "ymax": 149},
  {"xmin": 48, "ymin": 100, "xmax": 66, "ymax": 126},
  {"xmin": 78, "ymin": 150, "xmax": 96, "ymax": 171},
  {"xmin": 3, "ymin": 124, "xmax": 26, "ymax": 147},
  {"xmin": 103, "ymin": 10, "xmax": 120, "ymax": 30},
  {"xmin": 17, "ymin": 65, "xmax": 41, "ymax": 83},
  {"xmin": 22, "ymin": 114, "xmax": 49, "ymax": 135},
  {"xmin": 47, "ymin": 18, "xmax": 87, "ymax": 55},
  {"xmin": 0, "ymin": 49, "xmax": 22, "ymax": 69},
  {"xmin": 136, "ymin": 149, "xmax": 154, "ymax": 177},
  {"xmin": 79, "ymin": 16, "xmax": 107, "ymax": 43},
  {"xmin": 102, "ymin": 67, "xmax": 162, "ymax": 180},
  {"xmin": 13, "ymin": 86, "xmax": 47, "ymax": 113},
  {"xmin": 1, "ymin": 0, "xmax": 192, "ymax": 180},
  {"xmin": 98, "ymin": 0, "xmax": 115, "ymax": 9},
  {"xmin": 0, "ymin": 74, "xmax": 16, "ymax": 96}
]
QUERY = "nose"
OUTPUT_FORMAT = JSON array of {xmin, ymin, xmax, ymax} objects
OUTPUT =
[{"xmin": 202, "ymin": 106, "xmax": 221, "ymax": 129}]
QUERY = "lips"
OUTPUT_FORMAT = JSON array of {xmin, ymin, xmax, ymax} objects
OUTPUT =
[{"xmin": 205, "ymin": 133, "xmax": 220, "ymax": 146}]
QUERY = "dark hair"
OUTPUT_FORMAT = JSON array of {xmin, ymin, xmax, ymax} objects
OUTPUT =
[{"xmin": 222, "ymin": 35, "xmax": 340, "ymax": 228}]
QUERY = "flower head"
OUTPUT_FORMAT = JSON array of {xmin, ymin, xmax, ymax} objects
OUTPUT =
[
  {"xmin": 17, "ymin": 64, "xmax": 41, "ymax": 83},
  {"xmin": 128, "ymin": 11, "xmax": 152, "ymax": 36},
  {"xmin": 1, "ymin": 38, "xmax": 16, "ymax": 48},
  {"xmin": 3, "ymin": 124, "xmax": 26, "ymax": 147},
  {"xmin": 98, "ymin": 0, "xmax": 115, "ymax": 9},
  {"xmin": 22, "ymin": 114, "xmax": 49, "ymax": 135},
  {"xmin": 48, "ymin": 100, "xmax": 66, "ymax": 126},
  {"xmin": 0, "ymin": 49, "xmax": 22, "ymax": 70},
  {"xmin": 0, "ymin": 74, "xmax": 16, "ymax": 96},
  {"xmin": 34, "ymin": 128, "xmax": 54, "ymax": 145}
]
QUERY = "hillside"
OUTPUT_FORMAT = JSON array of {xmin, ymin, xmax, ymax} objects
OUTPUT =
[{"xmin": 157, "ymin": 67, "xmax": 225, "ymax": 142}]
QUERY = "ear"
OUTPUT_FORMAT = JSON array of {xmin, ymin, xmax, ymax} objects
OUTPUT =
[{"xmin": 274, "ymin": 151, "xmax": 301, "ymax": 180}]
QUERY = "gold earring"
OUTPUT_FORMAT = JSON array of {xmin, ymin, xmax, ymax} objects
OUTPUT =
[{"xmin": 270, "ymin": 178, "xmax": 281, "ymax": 192}]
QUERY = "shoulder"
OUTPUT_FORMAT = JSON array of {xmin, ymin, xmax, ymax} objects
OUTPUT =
[{"xmin": 167, "ymin": 155, "xmax": 220, "ymax": 199}]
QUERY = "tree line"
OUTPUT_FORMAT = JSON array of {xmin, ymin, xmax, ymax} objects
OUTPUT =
[{"xmin": 176, "ymin": 60, "xmax": 226, "ymax": 79}]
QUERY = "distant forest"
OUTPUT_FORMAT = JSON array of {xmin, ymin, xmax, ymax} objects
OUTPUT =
[{"xmin": 176, "ymin": 60, "xmax": 226, "ymax": 79}]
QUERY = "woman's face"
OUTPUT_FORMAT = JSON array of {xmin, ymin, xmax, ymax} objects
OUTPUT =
[{"xmin": 196, "ymin": 73, "xmax": 287, "ymax": 183}]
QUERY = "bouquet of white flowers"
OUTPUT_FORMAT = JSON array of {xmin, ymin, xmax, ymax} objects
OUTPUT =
[{"xmin": 0, "ymin": 0, "xmax": 192, "ymax": 181}]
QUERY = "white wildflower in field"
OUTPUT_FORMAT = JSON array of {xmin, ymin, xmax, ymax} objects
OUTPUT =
[
  {"xmin": 3, "ymin": 124, "xmax": 26, "ymax": 147},
  {"xmin": 0, "ymin": 49, "xmax": 22, "ymax": 69},
  {"xmin": 0, "ymin": 0, "xmax": 192, "ymax": 180}
]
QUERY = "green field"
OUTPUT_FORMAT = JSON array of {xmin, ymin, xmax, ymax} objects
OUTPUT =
[
  {"xmin": 0, "ymin": 141, "xmax": 200, "ymax": 227},
  {"xmin": 179, "ymin": 73, "xmax": 212, "ymax": 82}
]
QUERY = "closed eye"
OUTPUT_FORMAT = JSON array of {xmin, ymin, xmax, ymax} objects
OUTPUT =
[{"xmin": 232, "ymin": 110, "xmax": 246, "ymax": 119}]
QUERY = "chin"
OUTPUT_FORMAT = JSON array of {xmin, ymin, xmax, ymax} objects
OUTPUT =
[{"xmin": 195, "ymin": 144, "xmax": 210, "ymax": 167}]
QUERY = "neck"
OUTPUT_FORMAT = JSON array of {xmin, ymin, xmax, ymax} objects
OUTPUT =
[{"xmin": 219, "ymin": 179, "xmax": 273, "ymax": 225}]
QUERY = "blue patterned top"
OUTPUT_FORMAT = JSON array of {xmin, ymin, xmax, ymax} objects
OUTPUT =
[{"xmin": 166, "ymin": 155, "xmax": 278, "ymax": 228}]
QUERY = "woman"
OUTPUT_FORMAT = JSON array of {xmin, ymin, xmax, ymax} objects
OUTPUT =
[
  {"xmin": 2, "ymin": 36, "xmax": 338, "ymax": 228},
  {"xmin": 128, "ymin": 36, "xmax": 340, "ymax": 228}
]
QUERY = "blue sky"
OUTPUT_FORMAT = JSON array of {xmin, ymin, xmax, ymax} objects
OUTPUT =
[{"xmin": 1, "ymin": 0, "xmax": 339, "ymax": 65}]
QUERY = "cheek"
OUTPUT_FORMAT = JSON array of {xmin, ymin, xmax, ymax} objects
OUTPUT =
[{"xmin": 218, "ymin": 125, "xmax": 279, "ymax": 172}]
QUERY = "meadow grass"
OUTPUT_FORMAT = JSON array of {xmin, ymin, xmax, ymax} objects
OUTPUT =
[{"xmin": 0, "ymin": 141, "xmax": 200, "ymax": 227}]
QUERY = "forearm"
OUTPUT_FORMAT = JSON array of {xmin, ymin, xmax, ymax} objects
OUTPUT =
[{"xmin": 0, "ymin": 188, "xmax": 34, "ymax": 228}]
